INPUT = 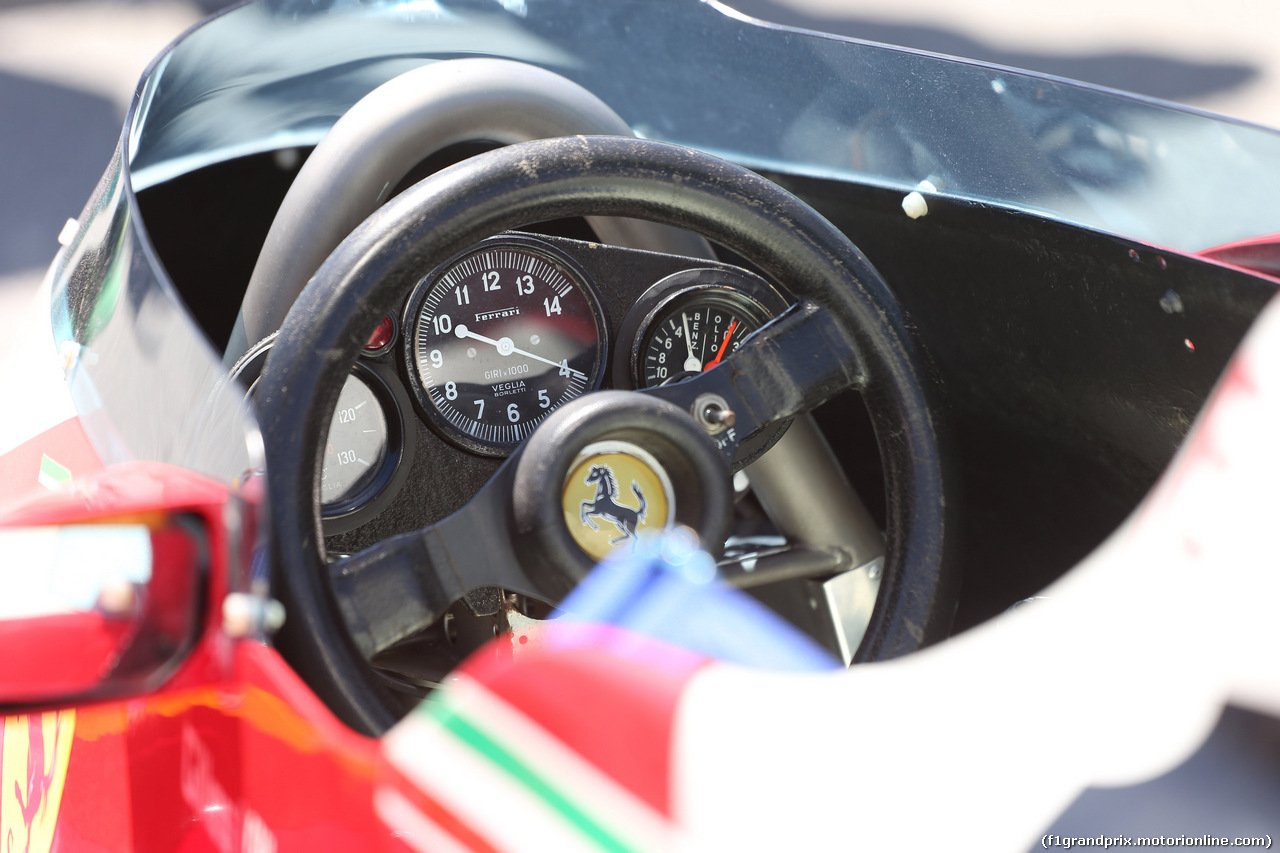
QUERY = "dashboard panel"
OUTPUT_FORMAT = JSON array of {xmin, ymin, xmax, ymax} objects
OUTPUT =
[{"xmin": 318, "ymin": 232, "xmax": 791, "ymax": 551}]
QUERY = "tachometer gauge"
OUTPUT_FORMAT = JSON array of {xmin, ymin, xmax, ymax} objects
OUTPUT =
[{"xmin": 404, "ymin": 236, "xmax": 608, "ymax": 455}]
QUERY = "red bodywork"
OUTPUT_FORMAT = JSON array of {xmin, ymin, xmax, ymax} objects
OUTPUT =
[
  {"xmin": 1198, "ymin": 232, "xmax": 1280, "ymax": 279},
  {"xmin": 0, "ymin": 441, "xmax": 403, "ymax": 853}
]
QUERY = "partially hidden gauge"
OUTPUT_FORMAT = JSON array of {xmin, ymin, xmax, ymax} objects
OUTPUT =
[
  {"xmin": 403, "ymin": 235, "xmax": 609, "ymax": 456},
  {"xmin": 616, "ymin": 266, "xmax": 790, "ymax": 390},
  {"xmin": 319, "ymin": 373, "xmax": 388, "ymax": 506},
  {"xmin": 228, "ymin": 335, "xmax": 408, "ymax": 530},
  {"xmin": 615, "ymin": 265, "xmax": 793, "ymax": 466}
]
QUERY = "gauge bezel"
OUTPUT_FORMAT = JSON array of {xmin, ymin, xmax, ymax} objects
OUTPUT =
[
  {"xmin": 401, "ymin": 234, "xmax": 610, "ymax": 457},
  {"xmin": 320, "ymin": 361, "xmax": 414, "ymax": 535},
  {"xmin": 614, "ymin": 266, "xmax": 790, "ymax": 390},
  {"xmin": 228, "ymin": 333, "xmax": 412, "ymax": 533}
]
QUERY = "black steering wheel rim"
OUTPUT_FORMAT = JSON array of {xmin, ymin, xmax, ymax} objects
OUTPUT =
[{"xmin": 258, "ymin": 135, "xmax": 957, "ymax": 735}]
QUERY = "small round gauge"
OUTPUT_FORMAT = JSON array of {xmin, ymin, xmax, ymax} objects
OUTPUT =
[
  {"xmin": 616, "ymin": 266, "xmax": 792, "ymax": 467},
  {"xmin": 621, "ymin": 267, "xmax": 789, "ymax": 390},
  {"xmin": 640, "ymin": 292, "xmax": 771, "ymax": 387},
  {"xmin": 320, "ymin": 373, "xmax": 389, "ymax": 505},
  {"xmin": 404, "ymin": 236, "xmax": 608, "ymax": 455},
  {"xmin": 231, "ymin": 336, "xmax": 407, "ymax": 526}
]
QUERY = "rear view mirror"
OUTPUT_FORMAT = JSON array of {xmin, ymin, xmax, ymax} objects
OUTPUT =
[
  {"xmin": 0, "ymin": 464, "xmax": 222, "ymax": 707},
  {"xmin": 0, "ymin": 516, "xmax": 202, "ymax": 703}
]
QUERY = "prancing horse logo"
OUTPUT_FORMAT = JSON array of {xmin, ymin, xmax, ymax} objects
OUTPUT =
[{"xmin": 579, "ymin": 464, "xmax": 647, "ymax": 546}]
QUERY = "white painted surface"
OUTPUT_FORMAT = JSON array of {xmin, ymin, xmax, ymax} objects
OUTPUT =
[{"xmin": 675, "ymin": 294, "xmax": 1280, "ymax": 851}]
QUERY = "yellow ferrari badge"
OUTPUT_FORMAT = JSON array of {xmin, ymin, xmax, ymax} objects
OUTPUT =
[{"xmin": 562, "ymin": 441, "xmax": 675, "ymax": 560}]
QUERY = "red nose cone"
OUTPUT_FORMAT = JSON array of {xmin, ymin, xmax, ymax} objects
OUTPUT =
[{"xmin": 365, "ymin": 315, "xmax": 395, "ymax": 352}]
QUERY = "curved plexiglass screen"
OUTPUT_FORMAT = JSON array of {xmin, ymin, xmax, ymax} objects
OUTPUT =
[
  {"xmin": 30, "ymin": 0, "xmax": 1280, "ymax": 521},
  {"xmin": 127, "ymin": 0, "xmax": 1280, "ymax": 253}
]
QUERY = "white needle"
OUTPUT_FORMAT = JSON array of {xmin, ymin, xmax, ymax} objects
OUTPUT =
[
  {"xmin": 682, "ymin": 312, "xmax": 701, "ymax": 372},
  {"xmin": 454, "ymin": 324, "xmax": 588, "ymax": 380}
]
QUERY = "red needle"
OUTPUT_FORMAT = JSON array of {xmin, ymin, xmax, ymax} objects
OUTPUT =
[{"xmin": 702, "ymin": 320, "xmax": 738, "ymax": 371}]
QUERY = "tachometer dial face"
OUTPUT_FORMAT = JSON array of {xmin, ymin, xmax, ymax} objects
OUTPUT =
[
  {"xmin": 638, "ymin": 290, "xmax": 771, "ymax": 388},
  {"xmin": 405, "ymin": 236, "xmax": 607, "ymax": 455},
  {"xmin": 321, "ymin": 373, "xmax": 389, "ymax": 506}
]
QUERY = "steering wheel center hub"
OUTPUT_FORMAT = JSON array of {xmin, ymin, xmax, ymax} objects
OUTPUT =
[{"xmin": 564, "ymin": 440, "xmax": 677, "ymax": 560}]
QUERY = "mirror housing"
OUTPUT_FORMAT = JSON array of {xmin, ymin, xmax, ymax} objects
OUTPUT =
[
  {"xmin": 0, "ymin": 463, "xmax": 240, "ymax": 706},
  {"xmin": 0, "ymin": 517, "xmax": 203, "ymax": 702}
]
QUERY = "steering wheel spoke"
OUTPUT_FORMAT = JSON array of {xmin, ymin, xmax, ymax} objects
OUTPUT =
[
  {"xmin": 330, "ymin": 475, "xmax": 545, "ymax": 661},
  {"xmin": 645, "ymin": 300, "xmax": 866, "ymax": 461},
  {"xmin": 330, "ymin": 532, "xmax": 459, "ymax": 661}
]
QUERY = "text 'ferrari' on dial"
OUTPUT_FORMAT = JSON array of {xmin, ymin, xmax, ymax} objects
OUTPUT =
[{"xmin": 404, "ymin": 236, "xmax": 608, "ymax": 455}]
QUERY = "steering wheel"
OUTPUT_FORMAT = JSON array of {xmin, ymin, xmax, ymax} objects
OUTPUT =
[{"xmin": 256, "ymin": 135, "xmax": 956, "ymax": 735}]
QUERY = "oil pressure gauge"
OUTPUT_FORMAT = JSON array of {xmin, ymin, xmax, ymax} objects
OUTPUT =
[
  {"xmin": 616, "ymin": 266, "xmax": 792, "ymax": 467},
  {"xmin": 639, "ymin": 290, "xmax": 769, "ymax": 387},
  {"xmin": 616, "ymin": 267, "xmax": 790, "ymax": 390}
]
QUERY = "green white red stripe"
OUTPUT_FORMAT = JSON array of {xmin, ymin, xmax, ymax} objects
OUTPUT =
[{"xmin": 379, "ymin": 674, "xmax": 678, "ymax": 853}]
